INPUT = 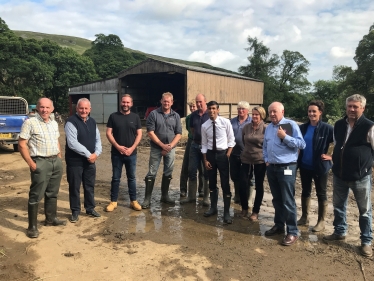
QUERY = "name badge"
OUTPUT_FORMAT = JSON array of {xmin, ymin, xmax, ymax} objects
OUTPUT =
[{"xmin": 284, "ymin": 168, "xmax": 292, "ymax": 176}]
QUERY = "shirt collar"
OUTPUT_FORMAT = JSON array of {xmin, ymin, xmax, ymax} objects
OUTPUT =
[{"xmin": 35, "ymin": 112, "xmax": 52, "ymax": 123}]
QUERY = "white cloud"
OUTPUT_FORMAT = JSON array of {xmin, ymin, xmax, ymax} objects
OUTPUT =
[
  {"xmin": 0, "ymin": 0, "xmax": 373, "ymax": 81},
  {"xmin": 330, "ymin": 46, "xmax": 355, "ymax": 58},
  {"xmin": 188, "ymin": 50, "xmax": 237, "ymax": 67}
]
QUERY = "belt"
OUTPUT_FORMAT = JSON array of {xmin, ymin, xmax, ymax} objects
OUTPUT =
[
  {"xmin": 32, "ymin": 155, "xmax": 58, "ymax": 159},
  {"xmin": 208, "ymin": 149, "xmax": 227, "ymax": 154},
  {"xmin": 268, "ymin": 162, "xmax": 296, "ymax": 167}
]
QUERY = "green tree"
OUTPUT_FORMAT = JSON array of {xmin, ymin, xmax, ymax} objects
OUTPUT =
[
  {"xmin": 0, "ymin": 17, "xmax": 98, "ymax": 111},
  {"xmin": 83, "ymin": 33, "xmax": 146, "ymax": 79},
  {"xmin": 239, "ymin": 37, "xmax": 311, "ymax": 118},
  {"xmin": 312, "ymin": 80, "xmax": 343, "ymax": 120}
]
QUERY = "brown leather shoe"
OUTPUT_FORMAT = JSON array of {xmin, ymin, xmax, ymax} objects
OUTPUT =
[
  {"xmin": 323, "ymin": 233, "xmax": 346, "ymax": 241},
  {"xmin": 130, "ymin": 200, "xmax": 142, "ymax": 211},
  {"xmin": 105, "ymin": 202, "xmax": 117, "ymax": 212},
  {"xmin": 265, "ymin": 225, "xmax": 284, "ymax": 236},
  {"xmin": 282, "ymin": 234, "xmax": 299, "ymax": 246},
  {"xmin": 360, "ymin": 244, "xmax": 373, "ymax": 257}
]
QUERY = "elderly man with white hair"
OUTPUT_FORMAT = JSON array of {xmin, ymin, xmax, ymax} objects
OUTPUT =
[
  {"xmin": 65, "ymin": 98, "xmax": 102, "ymax": 223},
  {"xmin": 230, "ymin": 101, "xmax": 252, "ymax": 205}
]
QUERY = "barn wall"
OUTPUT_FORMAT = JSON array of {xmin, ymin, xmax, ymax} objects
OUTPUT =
[{"xmin": 186, "ymin": 70, "xmax": 264, "ymax": 105}]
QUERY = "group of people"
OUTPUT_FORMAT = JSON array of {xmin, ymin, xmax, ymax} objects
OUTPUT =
[{"xmin": 19, "ymin": 93, "xmax": 373, "ymax": 257}]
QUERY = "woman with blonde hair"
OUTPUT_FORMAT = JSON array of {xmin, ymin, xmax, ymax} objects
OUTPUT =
[{"xmin": 239, "ymin": 106, "xmax": 267, "ymax": 221}]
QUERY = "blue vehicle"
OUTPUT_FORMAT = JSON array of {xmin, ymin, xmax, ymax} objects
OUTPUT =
[{"xmin": 0, "ymin": 96, "xmax": 29, "ymax": 152}]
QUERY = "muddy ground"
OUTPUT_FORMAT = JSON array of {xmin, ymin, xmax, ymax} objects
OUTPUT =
[{"xmin": 0, "ymin": 123, "xmax": 373, "ymax": 281}]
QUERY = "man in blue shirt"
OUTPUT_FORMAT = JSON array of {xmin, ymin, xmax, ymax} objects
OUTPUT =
[
  {"xmin": 65, "ymin": 98, "xmax": 102, "ymax": 223},
  {"xmin": 263, "ymin": 102, "xmax": 305, "ymax": 246}
]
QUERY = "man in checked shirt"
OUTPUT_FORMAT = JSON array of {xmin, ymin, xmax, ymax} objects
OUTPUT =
[{"xmin": 19, "ymin": 97, "xmax": 66, "ymax": 238}]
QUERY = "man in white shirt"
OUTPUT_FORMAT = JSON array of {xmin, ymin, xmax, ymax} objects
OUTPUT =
[{"xmin": 201, "ymin": 101, "xmax": 236, "ymax": 224}]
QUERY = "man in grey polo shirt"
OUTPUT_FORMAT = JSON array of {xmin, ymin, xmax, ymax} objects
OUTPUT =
[{"xmin": 142, "ymin": 92, "xmax": 182, "ymax": 209}]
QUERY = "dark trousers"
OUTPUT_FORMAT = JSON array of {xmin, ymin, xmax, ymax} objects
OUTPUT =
[
  {"xmin": 299, "ymin": 167, "xmax": 328, "ymax": 201},
  {"xmin": 206, "ymin": 150, "xmax": 231, "ymax": 196},
  {"xmin": 67, "ymin": 162, "xmax": 96, "ymax": 214},
  {"xmin": 240, "ymin": 163, "xmax": 266, "ymax": 212},
  {"xmin": 29, "ymin": 157, "xmax": 63, "ymax": 204},
  {"xmin": 229, "ymin": 154, "xmax": 242, "ymax": 182},
  {"xmin": 180, "ymin": 138, "xmax": 204, "ymax": 191}
]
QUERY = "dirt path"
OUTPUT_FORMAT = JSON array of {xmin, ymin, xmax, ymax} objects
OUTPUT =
[{"xmin": 0, "ymin": 124, "xmax": 373, "ymax": 281}]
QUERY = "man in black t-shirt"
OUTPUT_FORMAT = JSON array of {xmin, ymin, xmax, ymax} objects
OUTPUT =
[{"xmin": 105, "ymin": 94, "xmax": 142, "ymax": 211}]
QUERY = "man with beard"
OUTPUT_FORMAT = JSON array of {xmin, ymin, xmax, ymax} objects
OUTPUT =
[
  {"xmin": 142, "ymin": 92, "xmax": 182, "ymax": 208},
  {"xmin": 105, "ymin": 94, "xmax": 142, "ymax": 212}
]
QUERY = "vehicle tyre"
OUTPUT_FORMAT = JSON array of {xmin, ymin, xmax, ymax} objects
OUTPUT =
[{"xmin": 13, "ymin": 144, "xmax": 19, "ymax": 152}]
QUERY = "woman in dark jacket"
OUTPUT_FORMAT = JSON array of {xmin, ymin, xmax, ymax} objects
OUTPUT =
[{"xmin": 297, "ymin": 100, "xmax": 333, "ymax": 232}]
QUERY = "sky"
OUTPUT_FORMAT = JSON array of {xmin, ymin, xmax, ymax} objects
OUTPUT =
[{"xmin": 1, "ymin": 0, "xmax": 374, "ymax": 83}]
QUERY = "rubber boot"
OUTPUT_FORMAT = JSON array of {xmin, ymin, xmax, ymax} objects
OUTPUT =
[
  {"xmin": 198, "ymin": 178, "xmax": 204, "ymax": 198},
  {"xmin": 204, "ymin": 188, "xmax": 218, "ymax": 217},
  {"xmin": 142, "ymin": 177, "xmax": 155, "ymax": 209},
  {"xmin": 233, "ymin": 181, "xmax": 241, "ymax": 204},
  {"xmin": 27, "ymin": 203, "xmax": 39, "ymax": 238},
  {"xmin": 202, "ymin": 180, "xmax": 210, "ymax": 207},
  {"xmin": 180, "ymin": 179, "xmax": 197, "ymax": 204},
  {"xmin": 223, "ymin": 195, "xmax": 233, "ymax": 224},
  {"xmin": 44, "ymin": 198, "xmax": 66, "ymax": 226},
  {"xmin": 297, "ymin": 197, "xmax": 311, "ymax": 225},
  {"xmin": 160, "ymin": 175, "xmax": 175, "ymax": 205},
  {"xmin": 312, "ymin": 200, "xmax": 327, "ymax": 232}
]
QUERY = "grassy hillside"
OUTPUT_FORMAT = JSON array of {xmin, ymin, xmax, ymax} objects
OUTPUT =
[{"xmin": 13, "ymin": 30, "xmax": 237, "ymax": 74}]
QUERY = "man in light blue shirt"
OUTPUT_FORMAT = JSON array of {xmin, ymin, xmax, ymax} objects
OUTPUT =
[
  {"xmin": 263, "ymin": 102, "xmax": 305, "ymax": 246},
  {"xmin": 65, "ymin": 98, "xmax": 102, "ymax": 222}
]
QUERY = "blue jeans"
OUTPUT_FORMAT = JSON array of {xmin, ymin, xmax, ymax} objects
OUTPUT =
[
  {"xmin": 188, "ymin": 142, "xmax": 208, "ymax": 181},
  {"xmin": 266, "ymin": 164, "xmax": 298, "ymax": 236},
  {"xmin": 146, "ymin": 146, "xmax": 175, "ymax": 178},
  {"xmin": 111, "ymin": 153, "xmax": 137, "ymax": 201},
  {"xmin": 332, "ymin": 174, "xmax": 372, "ymax": 245}
]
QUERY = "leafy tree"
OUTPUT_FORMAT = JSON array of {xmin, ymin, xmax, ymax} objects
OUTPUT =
[
  {"xmin": 0, "ymin": 17, "xmax": 98, "ymax": 111},
  {"xmin": 312, "ymin": 80, "xmax": 343, "ymax": 120},
  {"xmin": 239, "ymin": 37, "xmax": 311, "ymax": 118},
  {"xmin": 83, "ymin": 33, "xmax": 146, "ymax": 79}
]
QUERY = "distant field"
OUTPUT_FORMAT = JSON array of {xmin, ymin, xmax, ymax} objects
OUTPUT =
[{"xmin": 13, "ymin": 30, "xmax": 237, "ymax": 74}]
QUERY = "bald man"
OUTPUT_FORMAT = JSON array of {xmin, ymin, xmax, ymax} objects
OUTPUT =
[
  {"xmin": 180, "ymin": 94, "xmax": 210, "ymax": 206},
  {"xmin": 19, "ymin": 97, "xmax": 66, "ymax": 238},
  {"xmin": 263, "ymin": 102, "xmax": 305, "ymax": 246}
]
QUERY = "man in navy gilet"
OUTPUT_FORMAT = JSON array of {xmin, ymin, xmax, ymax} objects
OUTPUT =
[
  {"xmin": 324, "ymin": 94, "xmax": 374, "ymax": 258},
  {"xmin": 65, "ymin": 98, "xmax": 102, "ymax": 223}
]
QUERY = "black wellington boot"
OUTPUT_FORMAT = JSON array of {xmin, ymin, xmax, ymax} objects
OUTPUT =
[
  {"xmin": 142, "ymin": 177, "xmax": 155, "ymax": 209},
  {"xmin": 204, "ymin": 188, "xmax": 218, "ymax": 217},
  {"xmin": 27, "ymin": 203, "xmax": 39, "ymax": 238},
  {"xmin": 160, "ymin": 175, "xmax": 175, "ymax": 205},
  {"xmin": 44, "ymin": 198, "xmax": 66, "ymax": 226}
]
